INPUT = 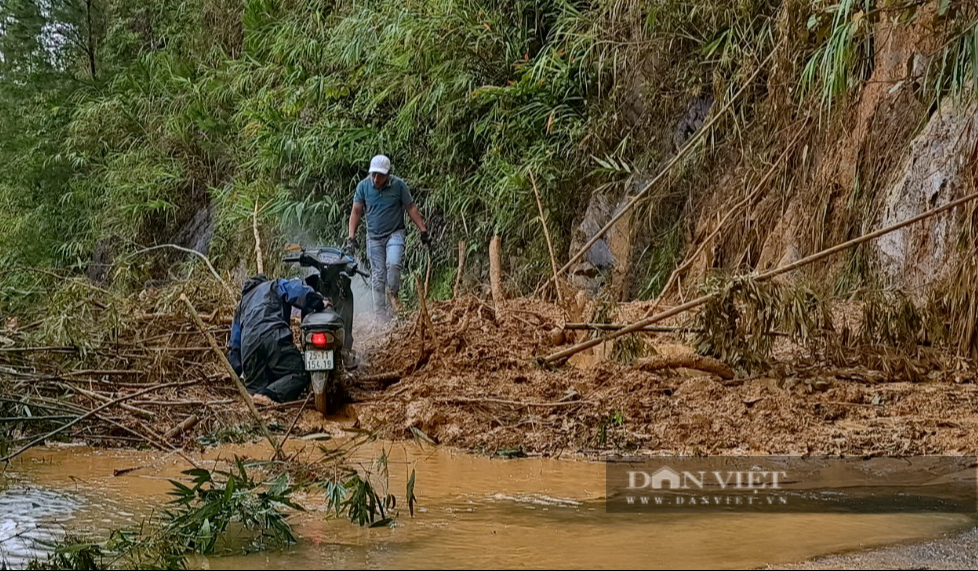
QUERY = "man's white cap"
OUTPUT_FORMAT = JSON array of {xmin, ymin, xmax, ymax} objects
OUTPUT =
[{"xmin": 369, "ymin": 155, "xmax": 391, "ymax": 175}]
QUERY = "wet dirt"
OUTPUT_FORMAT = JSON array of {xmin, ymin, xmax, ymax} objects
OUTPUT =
[{"xmin": 348, "ymin": 297, "xmax": 978, "ymax": 458}]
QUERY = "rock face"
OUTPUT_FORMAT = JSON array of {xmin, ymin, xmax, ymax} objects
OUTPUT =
[
  {"xmin": 172, "ymin": 201, "xmax": 217, "ymax": 255},
  {"xmin": 873, "ymin": 102, "xmax": 978, "ymax": 296},
  {"xmin": 568, "ymin": 193, "xmax": 634, "ymax": 297},
  {"xmin": 673, "ymin": 93, "xmax": 714, "ymax": 151}
]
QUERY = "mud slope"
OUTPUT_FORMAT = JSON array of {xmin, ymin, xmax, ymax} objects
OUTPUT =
[{"xmin": 351, "ymin": 298, "xmax": 978, "ymax": 457}]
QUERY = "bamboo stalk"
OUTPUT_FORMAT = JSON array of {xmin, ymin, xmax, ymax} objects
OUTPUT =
[
  {"xmin": 490, "ymin": 235, "xmax": 504, "ymax": 315},
  {"xmin": 543, "ymin": 191, "xmax": 978, "ymax": 364},
  {"xmin": 126, "ymin": 245, "xmax": 234, "ymax": 298},
  {"xmin": 179, "ymin": 294, "xmax": 283, "ymax": 459},
  {"xmin": 644, "ymin": 126, "xmax": 807, "ymax": 317},
  {"xmin": 0, "ymin": 380, "xmax": 200, "ymax": 463},
  {"xmin": 68, "ymin": 385, "xmax": 156, "ymax": 419},
  {"xmin": 454, "ymin": 240, "xmax": 466, "ymax": 298},
  {"xmin": 253, "ymin": 201, "xmax": 265, "ymax": 275},
  {"xmin": 530, "ymin": 171, "xmax": 564, "ymax": 305},
  {"xmin": 279, "ymin": 392, "xmax": 312, "ymax": 451},
  {"xmin": 562, "ymin": 323, "xmax": 790, "ymax": 336}
]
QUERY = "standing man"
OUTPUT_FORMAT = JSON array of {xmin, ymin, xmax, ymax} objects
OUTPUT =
[{"xmin": 346, "ymin": 155, "xmax": 431, "ymax": 319}]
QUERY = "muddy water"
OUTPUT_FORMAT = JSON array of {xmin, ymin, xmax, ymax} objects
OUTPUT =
[{"xmin": 1, "ymin": 442, "xmax": 975, "ymax": 570}]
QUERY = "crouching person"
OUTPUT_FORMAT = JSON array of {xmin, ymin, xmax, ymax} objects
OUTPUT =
[{"xmin": 228, "ymin": 275, "xmax": 326, "ymax": 406}]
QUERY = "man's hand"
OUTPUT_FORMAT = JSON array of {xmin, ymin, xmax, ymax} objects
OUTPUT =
[
  {"xmin": 420, "ymin": 231, "xmax": 432, "ymax": 249},
  {"xmin": 345, "ymin": 237, "xmax": 359, "ymax": 257},
  {"xmin": 306, "ymin": 292, "xmax": 327, "ymax": 313}
]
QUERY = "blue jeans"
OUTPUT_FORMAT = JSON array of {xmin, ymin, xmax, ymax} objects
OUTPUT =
[{"xmin": 367, "ymin": 230, "xmax": 405, "ymax": 318}]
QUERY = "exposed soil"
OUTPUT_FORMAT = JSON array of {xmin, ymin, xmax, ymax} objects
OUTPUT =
[{"xmin": 348, "ymin": 297, "xmax": 978, "ymax": 457}]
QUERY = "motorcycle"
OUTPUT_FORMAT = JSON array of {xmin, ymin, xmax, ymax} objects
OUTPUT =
[{"xmin": 283, "ymin": 246, "xmax": 367, "ymax": 416}]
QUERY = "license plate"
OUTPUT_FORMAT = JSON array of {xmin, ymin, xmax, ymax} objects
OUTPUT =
[{"xmin": 304, "ymin": 350, "xmax": 334, "ymax": 371}]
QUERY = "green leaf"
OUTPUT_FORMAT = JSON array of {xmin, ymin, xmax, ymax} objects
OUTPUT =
[
  {"xmin": 407, "ymin": 469, "xmax": 417, "ymax": 517},
  {"xmin": 807, "ymin": 13, "xmax": 819, "ymax": 31}
]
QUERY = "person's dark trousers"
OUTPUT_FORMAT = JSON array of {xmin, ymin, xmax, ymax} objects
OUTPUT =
[{"xmin": 243, "ymin": 335, "xmax": 310, "ymax": 402}]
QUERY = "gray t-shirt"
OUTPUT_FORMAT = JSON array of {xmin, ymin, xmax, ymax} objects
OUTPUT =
[{"xmin": 353, "ymin": 176, "xmax": 414, "ymax": 240}]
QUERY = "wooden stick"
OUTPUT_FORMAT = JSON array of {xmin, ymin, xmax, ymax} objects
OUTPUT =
[
  {"xmin": 68, "ymin": 385, "xmax": 156, "ymax": 419},
  {"xmin": 643, "ymin": 126, "xmax": 807, "ymax": 318},
  {"xmin": 414, "ymin": 275, "xmax": 435, "ymax": 345},
  {"xmin": 164, "ymin": 415, "xmax": 200, "ymax": 441},
  {"xmin": 0, "ymin": 380, "xmax": 200, "ymax": 463},
  {"xmin": 635, "ymin": 355, "xmax": 735, "ymax": 380},
  {"xmin": 424, "ymin": 250, "xmax": 433, "ymax": 305},
  {"xmin": 61, "ymin": 369, "xmax": 142, "ymax": 377},
  {"xmin": 535, "ymin": 44, "xmax": 781, "ymax": 297},
  {"xmin": 359, "ymin": 371, "xmax": 404, "ymax": 384},
  {"xmin": 126, "ymin": 245, "xmax": 234, "ymax": 298},
  {"xmin": 279, "ymin": 391, "xmax": 312, "ymax": 451},
  {"xmin": 490, "ymin": 235, "xmax": 504, "ymax": 315},
  {"xmin": 133, "ymin": 399, "xmax": 235, "ymax": 407},
  {"xmin": 542, "ymin": 191, "xmax": 978, "ymax": 364},
  {"xmin": 99, "ymin": 413, "xmax": 202, "ymax": 469},
  {"xmin": 253, "ymin": 201, "xmax": 264, "ymax": 275},
  {"xmin": 435, "ymin": 397, "xmax": 586, "ymax": 408},
  {"xmin": 0, "ymin": 346, "xmax": 77, "ymax": 353},
  {"xmin": 454, "ymin": 241, "xmax": 466, "ymax": 298},
  {"xmin": 179, "ymin": 294, "xmax": 283, "ymax": 458},
  {"xmin": 530, "ymin": 171, "xmax": 564, "ymax": 305},
  {"xmin": 0, "ymin": 415, "xmax": 76, "ymax": 422},
  {"xmin": 563, "ymin": 323, "xmax": 790, "ymax": 336}
]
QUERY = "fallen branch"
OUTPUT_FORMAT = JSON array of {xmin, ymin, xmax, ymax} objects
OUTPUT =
[
  {"xmin": 67, "ymin": 385, "xmax": 156, "ymax": 419},
  {"xmin": 635, "ymin": 355, "xmax": 735, "ymax": 380},
  {"xmin": 0, "ymin": 415, "xmax": 76, "ymax": 422},
  {"xmin": 132, "ymin": 399, "xmax": 235, "ymax": 407},
  {"xmin": 279, "ymin": 391, "xmax": 312, "ymax": 451},
  {"xmin": 0, "ymin": 346, "xmax": 77, "ymax": 354},
  {"xmin": 643, "ymin": 126, "xmax": 807, "ymax": 317},
  {"xmin": 542, "ymin": 191, "xmax": 978, "ymax": 364},
  {"xmin": 1, "ymin": 380, "xmax": 201, "ymax": 463},
  {"xmin": 435, "ymin": 397, "xmax": 586, "ymax": 408},
  {"xmin": 563, "ymin": 323, "xmax": 789, "ymax": 336},
  {"xmin": 125, "ymin": 245, "xmax": 234, "ymax": 298},
  {"xmin": 179, "ymin": 294, "xmax": 283, "ymax": 459},
  {"xmin": 61, "ymin": 369, "xmax": 142, "ymax": 377},
  {"xmin": 358, "ymin": 371, "xmax": 403, "ymax": 385},
  {"xmin": 164, "ymin": 415, "xmax": 200, "ymax": 441}
]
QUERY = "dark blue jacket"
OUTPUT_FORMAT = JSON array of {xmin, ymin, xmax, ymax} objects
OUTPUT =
[{"xmin": 228, "ymin": 275, "xmax": 321, "ymax": 376}]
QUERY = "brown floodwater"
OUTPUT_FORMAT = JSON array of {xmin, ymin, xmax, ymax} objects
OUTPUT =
[{"xmin": 1, "ymin": 440, "xmax": 974, "ymax": 569}]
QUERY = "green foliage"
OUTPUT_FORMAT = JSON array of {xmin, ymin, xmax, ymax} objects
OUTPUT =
[
  {"xmin": 694, "ymin": 276, "xmax": 834, "ymax": 372},
  {"xmin": 22, "ymin": 532, "xmax": 188, "ymax": 571},
  {"xmin": 800, "ymin": 0, "xmax": 876, "ymax": 109},
  {"xmin": 800, "ymin": 1, "xmax": 978, "ymax": 109},
  {"xmin": 860, "ymin": 289, "xmax": 945, "ymax": 351},
  {"xmin": 597, "ymin": 410, "xmax": 626, "ymax": 448},
  {"xmin": 637, "ymin": 222, "xmax": 685, "ymax": 300},
  {"xmin": 322, "ymin": 450, "xmax": 400, "ymax": 528},
  {"xmin": 25, "ymin": 540, "xmax": 106, "ymax": 571},
  {"xmin": 163, "ymin": 458, "xmax": 302, "ymax": 554},
  {"xmin": 1, "ymin": 0, "xmax": 976, "ymax": 313}
]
